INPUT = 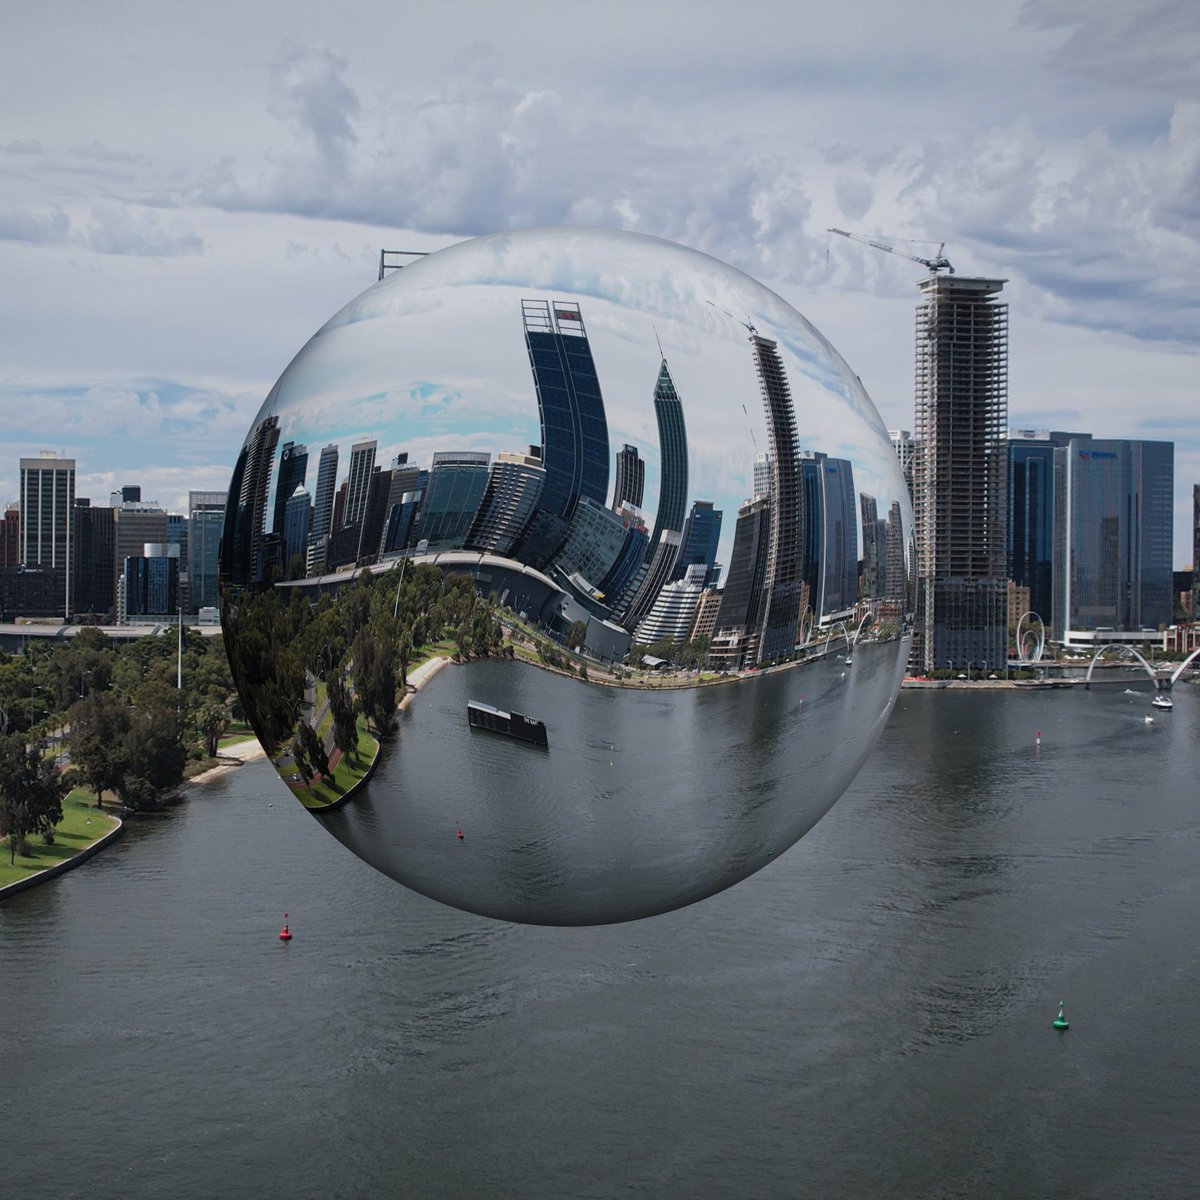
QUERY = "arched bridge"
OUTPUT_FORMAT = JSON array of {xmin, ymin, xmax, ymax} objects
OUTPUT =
[{"xmin": 1084, "ymin": 644, "xmax": 1200, "ymax": 690}]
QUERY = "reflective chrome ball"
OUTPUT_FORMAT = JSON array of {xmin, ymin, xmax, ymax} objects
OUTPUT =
[{"xmin": 220, "ymin": 226, "xmax": 914, "ymax": 924}]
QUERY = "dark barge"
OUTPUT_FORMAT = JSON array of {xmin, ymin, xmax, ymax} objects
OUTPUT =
[{"xmin": 466, "ymin": 700, "xmax": 550, "ymax": 747}]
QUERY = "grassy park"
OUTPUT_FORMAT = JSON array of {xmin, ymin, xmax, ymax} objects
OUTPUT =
[
  {"xmin": 294, "ymin": 716, "xmax": 379, "ymax": 810},
  {"xmin": 0, "ymin": 786, "xmax": 121, "ymax": 889}
]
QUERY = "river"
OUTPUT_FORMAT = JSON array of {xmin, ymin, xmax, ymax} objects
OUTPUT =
[{"xmin": 2, "ymin": 680, "xmax": 1197, "ymax": 1198}]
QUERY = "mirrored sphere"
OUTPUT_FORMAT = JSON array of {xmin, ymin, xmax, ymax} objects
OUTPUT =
[{"xmin": 219, "ymin": 226, "xmax": 915, "ymax": 925}]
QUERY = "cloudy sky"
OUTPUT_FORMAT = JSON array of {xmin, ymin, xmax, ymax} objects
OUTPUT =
[{"xmin": 3, "ymin": 0, "xmax": 1197, "ymax": 564}]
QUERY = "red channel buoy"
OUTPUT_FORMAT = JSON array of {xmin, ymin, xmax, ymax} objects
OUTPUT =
[{"xmin": 279, "ymin": 912, "xmax": 293, "ymax": 941}]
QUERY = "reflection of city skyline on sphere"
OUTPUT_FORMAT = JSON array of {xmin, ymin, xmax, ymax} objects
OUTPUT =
[{"xmin": 217, "ymin": 227, "xmax": 917, "ymax": 924}]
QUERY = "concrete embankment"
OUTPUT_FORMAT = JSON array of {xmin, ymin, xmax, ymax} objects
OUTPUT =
[{"xmin": 0, "ymin": 818, "xmax": 124, "ymax": 901}]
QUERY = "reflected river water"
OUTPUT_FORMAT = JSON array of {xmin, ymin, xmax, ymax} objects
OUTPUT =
[
  {"xmin": 319, "ymin": 643, "xmax": 906, "ymax": 924},
  {"xmin": 2, "ymin": 681, "xmax": 1198, "ymax": 1198}
]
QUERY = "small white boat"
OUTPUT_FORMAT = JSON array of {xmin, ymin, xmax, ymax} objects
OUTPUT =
[{"xmin": 1151, "ymin": 694, "xmax": 1173, "ymax": 711}]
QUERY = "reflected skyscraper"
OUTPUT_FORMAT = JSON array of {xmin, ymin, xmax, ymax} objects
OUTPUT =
[
  {"xmin": 413, "ymin": 452, "xmax": 491, "ymax": 550},
  {"xmin": 612, "ymin": 443, "xmax": 645, "ymax": 512},
  {"xmin": 465, "ymin": 451, "xmax": 546, "ymax": 556},
  {"xmin": 646, "ymin": 359, "xmax": 688, "ymax": 563},
  {"xmin": 344, "ymin": 440, "xmax": 377, "ymax": 528},
  {"xmin": 273, "ymin": 442, "xmax": 308, "ymax": 542},
  {"xmin": 673, "ymin": 499, "xmax": 723, "ymax": 586},
  {"xmin": 221, "ymin": 413, "xmax": 279, "ymax": 586},
  {"xmin": 708, "ymin": 496, "xmax": 770, "ymax": 669},
  {"xmin": 308, "ymin": 444, "xmax": 339, "ymax": 573},
  {"xmin": 514, "ymin": 300, "xmax": 609, "ymax": 568},
  {"xmin": 750, "ymin": 335, "xmax": 804, "ymax": 662}
]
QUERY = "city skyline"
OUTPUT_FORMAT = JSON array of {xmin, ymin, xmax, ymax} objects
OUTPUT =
[{"xmin": 1, "ymin": 4, "xmax": 1197, "ymax": 568}]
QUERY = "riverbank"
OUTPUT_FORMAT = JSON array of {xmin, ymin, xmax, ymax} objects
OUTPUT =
[
  {"xmin": 397, "ymin": 654, "xmax": 451, "ymax": 710},
  {"xmin": 186, "ymin": 736, "xmax": 268, "ymax": 786},
  {"xmin": 0, "ymin": 789, "xmax": 123, "ymax": 898}
]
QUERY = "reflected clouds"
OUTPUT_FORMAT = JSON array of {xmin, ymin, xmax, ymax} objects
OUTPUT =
[{"xmin": 219, "ymin": 226, "xmax": 915, "ymax": 924}]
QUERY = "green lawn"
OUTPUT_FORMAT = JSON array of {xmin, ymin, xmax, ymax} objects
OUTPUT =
[
  {"xmin": 0, "ymin": 786, "xmax": 121, "ymax": 889},
  {"xmin": 217, "ymin": 727, "xmax": 258, "ymax": 748},
  {"xmin": 296, "ymin": 716, "xmax": 380, "ymax": 810}
]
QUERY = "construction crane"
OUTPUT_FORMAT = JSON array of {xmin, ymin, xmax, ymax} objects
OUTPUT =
[{"xmin": 827, "ymin": 228, "xmax": 954, "ymax": 275}]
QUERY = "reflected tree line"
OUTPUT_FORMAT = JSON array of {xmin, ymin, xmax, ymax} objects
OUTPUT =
[{"xmin": 220, "ymin": 563, "xmax": 505, "ymax": 774}]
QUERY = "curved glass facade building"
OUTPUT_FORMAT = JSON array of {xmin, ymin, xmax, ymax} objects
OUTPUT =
[{"xmin": 646, "ymin": 359, "xmax": 688, "ymax": 563}]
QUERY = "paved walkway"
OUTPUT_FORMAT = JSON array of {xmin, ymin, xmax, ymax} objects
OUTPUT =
[
  {"xmin": 188, "ymin": 736, "xmax": 267, "ymax": 785},
  {"xmin": 396, "ymin": 655, "xmax": 451, "ymax": 712}
]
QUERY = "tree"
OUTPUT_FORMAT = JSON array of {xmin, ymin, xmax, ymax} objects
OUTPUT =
[
  {"xmin": 565, "ymin": 620, "xmax": 588, "ymax": 651},
  {"xmin": 298, "ymin": 720, "xmax": 331, "ymax": 781},
  {"xmin": 327, "ymin": 669, "xmax": 358, "ymax": 763},
  {"xmin": 0, "ymin": 734, "xmax": 67, "ymax": 864},
  {"xmin": 351, "ymin": 628, "xmax": 397, "ymax": 735},
  {"xmin": 195, "ymin": 700, "xmax": 230, "ymax": 758},
  {"xmin": 69, "ymin": 692, "xmax": 132, "ymax": 807},
  {"xmin": 120, "ymin": 683, "xmax": 186, "ymax": 809}
]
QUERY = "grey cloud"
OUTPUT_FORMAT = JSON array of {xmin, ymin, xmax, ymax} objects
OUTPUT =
[
  {"xmin": 268, "ymin": 43, "xmax": 360, "ymax": 174},
  {"xmin": 68, "ymin": 141, "xmax": 148, "ymax": 165},
  {"xmin": 82, "ymin": 205, "xmax": 204, "ymax": 257},
  {"xmin": 1020, "ymin": 0, "xmax": 1200, "ymax": 92},
  {"xmin": 196, "ymin": 48, "xmax": 821, "ymax": 290},
  {"xmin": 3, "ymin": 138, "xmax": 42, "ymax": 155},
  {"xmin": 0, "ymin": 205, "xmax": 70, "ymax": 243},
  {"xmin": 835, "ymin": 176, "xmax": 873, "ymax": 221}
]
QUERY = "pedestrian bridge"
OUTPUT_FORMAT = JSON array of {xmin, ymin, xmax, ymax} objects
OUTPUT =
[{"xmin": 1083, "ymin": 644, "xmax": 1200, "ymax": 690}]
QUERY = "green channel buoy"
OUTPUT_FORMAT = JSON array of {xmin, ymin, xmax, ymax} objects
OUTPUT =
[{"xmin": 1053, "ymin": 1000, "xmax": 1069, "ymax": 1030}]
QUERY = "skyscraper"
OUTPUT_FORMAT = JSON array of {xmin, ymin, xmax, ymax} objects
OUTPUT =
[
  {"xmin": 633, "ymin": 563, "xmax": 709, "ymax": 647},
  {"xmin": 413, "ymin": 452, "xmax": 491, "ymax": 549},
  {"xmin": 750, "ymin": 335, "xmax": 804, "ymax": 663},
  {"xmin": 646, "ymin": 359, "xmax": 689, "ymax": 563},
  {"xmin": 708, "ymin": 496, "xmax": 770, "ymax": 670},
  {"xmin": 375, "ymin": 454, "xmax": 422, "ymax": 559},
  {"xmin": 1194, "ymin": 484, "xmax": 1200, "ymax": 620},
  {"xmin": 308, "ymin": 443, "xmax": 339, "ymax": 573},
  {"xmin": 71, "ymin": 499, "xmax": 115, "ymax": 618},
  {"xmin": 1007, "ymin": 431, "xmax": 1083, "ymax": 631},
  {"xmin": 889, "ymin": 429, "xmax": 915, "ymax": 500},
  {"xmin": 343, "ymin": 440, "xmax": 378, "ymax": 528},
  {"xmin": 282, "ymin": 485, "xmax": 313, "ymax": 573},
  {"xmin": 753, "ymin": 452, "xmax": 772, "ymax": 501},
  {"xmin": 553, "ymin": 495, "xmax": 630, "ymax": 590},
  {"xmin": 912, "ymin": 275, "xmax": 1008, "ymax": 672},
  {"xmin": 1052, "ymin": 437, "xmax": 1174, "ymax": 640},
  {"xmin": 672, "ymin": 500, "xmax": 723, "ymax": 586},
  {"xmin": 221, "ymin": 413, "xmax": 279, "ymax": 586},
  {"xmin": 859, "ymin": 493, "xmax": 882, "ymax": 601},
  {"xmin": 189, "ymin": 491, "xmax": 227, "ymax": 612},
  {"xmin": 621, "ymin": 529, "xmax": 682, "ymax": 632},
  {"xmin": 19, "ymin": 451, "xmax": 76, "ymax": 617},
  {"xmin": 513, "ymin": 299, "xmax": 610, "ymax": 569},
  {"xmin": 273, "ymin": 442, "xmax": 308, "ymax": 542},
  {"xmin": 0, "ymin": 503, "xmax": 18, "ymax": 569},
  {"xmin": 464, "ymin": 451, "xmax": 546, "ymax": 556},
  {"xmin": 113, "ymin": 501, "xmax": 168, "ymax": 606},
  {"xmin": 612, "ymin": 444, "xmax": 645, "ymax": 512},
  {"xmin": 818, "ymin": 456, "xmax": 857, "ymax": 619}
]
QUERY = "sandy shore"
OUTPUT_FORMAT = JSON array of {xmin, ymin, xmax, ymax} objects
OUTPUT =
[{"xmin": 187, "ymin": 736, "xmax": 268, "ymax": 786}]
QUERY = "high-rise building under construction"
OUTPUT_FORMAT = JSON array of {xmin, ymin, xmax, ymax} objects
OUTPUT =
[{"xmin": 912, "ymin": 275, "xmax": 1008, "ymax": 672}]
